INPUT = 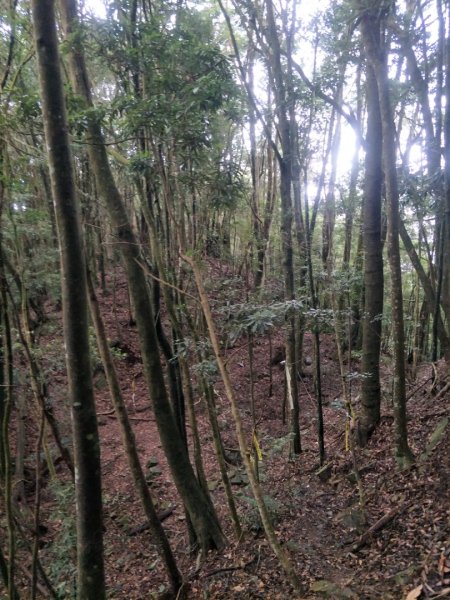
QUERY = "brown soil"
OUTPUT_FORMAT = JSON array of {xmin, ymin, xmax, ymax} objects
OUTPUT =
[{"xmin": 3, "ymin": 265, "xmax": 449, "ymax": 600}]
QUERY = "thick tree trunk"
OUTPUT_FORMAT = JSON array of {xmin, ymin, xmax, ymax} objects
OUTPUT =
[
  {"xmin": 360, "ymin": 7, "xmax": 414, "ymax": 467},
  {"xmin": 31, "ymin": 1, "xmax": 106, "ymax": 597},
  {"xmin": 358, "ymin": 64, "xmax": 384, "ymax": 445},
  {"xmin": 443, "ymin": 4, "xmax": 450, "ymax": 362},
  {"xmin": 58, "ymin": 0, "xmax": 226, "ymax": 552}
]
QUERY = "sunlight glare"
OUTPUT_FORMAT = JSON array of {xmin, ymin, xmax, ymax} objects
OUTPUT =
[{"xmin": 82, "ymin": 0, "xmax": 107, "ymax": 19}]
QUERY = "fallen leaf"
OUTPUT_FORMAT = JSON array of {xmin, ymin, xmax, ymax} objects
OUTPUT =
[
  {"xmin": 405, "ymin": 585, "xmax": 423, "ymax": 600},
  {"xmin": 439, "ymin": 552, "xmax": 447, "ymax": 575}
]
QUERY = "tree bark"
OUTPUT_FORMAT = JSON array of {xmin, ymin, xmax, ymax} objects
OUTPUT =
[
  {"xmin": 58, "ymin": 0, "xmax": 226, "ymax": 552},
  {"xmin": 265, "ymin": 0, "xmax": 301, "ymax": 454},
  {"xmin": 86, "ymin": 270, "xmax": 184, "ymax": 595},
  {"xmin": 31, "ymin": 1, "xmax": 106, "ymax": 596},
  {"xmin": 443, "ymin": 2, "xmax": 450, "ymax": 361},
  {"xmin": 360, "ymin": 6, "xmax": 414, "ymax": 467},
  {"xmin": 359, "ymin": 63, "xmax": 384, "ymax": 445}
]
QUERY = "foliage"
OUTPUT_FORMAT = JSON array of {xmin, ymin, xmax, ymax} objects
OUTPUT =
[
  {"xmin": 43, "ymin": 481, "xmax": 77, "ymax": 599},
  {"xmin": 191, "ymin": 358, "xmax": 218, "ymax": 381},
  {"xmin": 3, "ymin": 209, "xmax": 60, "ymax": 305},
  {"xmin": 222, "ymin": 299, "xmax": 308, "ymax": 343},
  {"xmin": 1, "ymin": 0, "xmax": 448, "ymax": 595}
]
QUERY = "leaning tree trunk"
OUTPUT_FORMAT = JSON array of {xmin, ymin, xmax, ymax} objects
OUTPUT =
[
  {"xmin": 58, "ymin": 0, "xmax": 226, "ymax": 553},
  {"xmin": 183, "ymin": 253, "xmax": 304, "ymax": 596},
  {"xmin": 86, "ymin": 270, "xmax": 184, "ymax": 596},
  {"xmin": 358, "ymin": 63, "xmax": 384, "ymax": 446},
  {"xmin": 360, "ymin": 7, "xmax": 414, "ymax": 468},
  {"xmin": 399, "ymin": 219, "xmax": 449, "ymax": 356},
  {"xmin": 31, "ymin": 1, "xmax": 106, "ymax": 597}
]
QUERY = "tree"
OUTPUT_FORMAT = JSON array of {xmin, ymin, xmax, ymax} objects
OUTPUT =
[
  {"xmin": 443, "ymin": 0, "xmax": 450, "ymax": 360},
  {"xmin": 86, "ymin": 270, "xmax": 183, "ymax": 595},
  {"xmin": 219, "ymin": 0, "xmax": 303, "ymax": 454},
  {"xmin": 58, "ymin": 0, "xmax": 226, "ymax": 553},
  {"xmin": 358, "ymin": 62, "xmax": 384, "ymax": 445},
  {"xmin": 31, "ymin": 0, "xmax": 106, "ymax": 596},
  {"xmin": 359, "ymin": 2, "xmax": 414, "ymax": 468}
]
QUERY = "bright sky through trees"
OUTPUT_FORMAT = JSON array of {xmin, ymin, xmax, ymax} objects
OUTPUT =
[
  {"xmin": 83, "ymin": 0, "xmax": 106, "ymax": 18},
  {"xmin": 79, "ymin": 0, "xmax": 432, "ymax": 180}
]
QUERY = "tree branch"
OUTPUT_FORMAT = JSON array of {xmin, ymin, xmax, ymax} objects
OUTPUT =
[{"xmin": 288, "ymin": 56, "xmax": 365, "ymax": 148}]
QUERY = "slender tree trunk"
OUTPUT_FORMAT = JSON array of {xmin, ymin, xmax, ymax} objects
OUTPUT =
[
  {"xmin": 342, "ymin": 63, "xmax": 362, "ymax": 272},
  {"xmin": 0, "ymin": 151, "xmax": 6, "ymax": 483},
  {"xmin": 31, "ymin": 2, "xmax": 106, "ymax": 597},
  {"xmin": 86, "ymin": 270, "xmax": 184, "ymax": 596},
  {"xmin": 0, "ymin": 544, "xmax": 9, "ymax": 596},
  {"xmin": 399, "ymin": 219, "xmax": 449, "ymax": 355},
  {"xmin": 5, "ymin": 283, "xmax": 75, "ymax": 478},
  {"xmin": 58, "ymin": 0, "xmax": 226, "ymax": 552},
  {"xmin": 265, "ymin": 0, "xmax": 301, "ymax": 454},
  {"xmin": 0, "ymin": 274, "xmax": 17, "ymax": 600},
  {"xmin": 183, "ymin": 253, "xmax": 304, "ymax": 596},
  {"xmin": 304, "ymin": 182, "xmax": 325, "ymax": 465}
]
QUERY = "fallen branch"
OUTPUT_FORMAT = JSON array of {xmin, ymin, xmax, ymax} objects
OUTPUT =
[
  {"xmin": 203, "ymin": 556, "xmax": 258, "ymax": 578},
  {"xmin": 406, "ymin": 375, "xmax": 433, "ymax": 402},
  {"xmin": 350, "ymin": 501, "xmax": 411, "ymax": 552},
  {"xmin": 433, "ymin": 380, "xmax": 450, "ymax": 401},
  {"xmin": 19, "ymin": 563, "xmax": 51, "ymax": 598},
  {"xmin": 127, "ymin": 507, "xmax": 175, "ymax": 536},
  {"xmin": 419, "ymin": 410, "xmax": 449, "ymax": 421},
  {"xmin": 103, "ymin": 413, "xmax": 155, "ymax": 422},
  {"xmin": 97, "ymin": 408, "xmax": 115, "ymax": 416}
]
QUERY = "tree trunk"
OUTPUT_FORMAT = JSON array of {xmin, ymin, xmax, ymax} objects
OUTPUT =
[
  {"xmin": 265, "ymin": 0, "xmax": 301, "ymax": 454},
  {"xmin": 399, "ymin": 219, "xmax": 449, "ymax": 356},
  {"xmin": 86, "ymin": 270, "xmax": 184, "ymax": 595},
  {"xmin": 360, "ymin": 7, "xmax": 414, "ymax": 468},
  {"xmin": 443, "ymin": 2, "xmax": 450, "ymax": 362},
  {"xmin": 358, "ymin": 63, "xmax": 384, "ymax": 445},
  {"xmin": 32, "ymin": 1, "xmax": 106, "ymax": 596},
  {"xmin": 58, "ymin": 0, "xmax": 226, "ymax": 553},
  {"xmin": 183, "ymin": 253, "xmax": 304, "ymax": 596},
  {"xmin": 0, "ymin": 272, "xmax": 18, "ymax": 600}
]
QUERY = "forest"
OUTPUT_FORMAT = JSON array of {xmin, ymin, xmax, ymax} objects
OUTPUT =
[{"xmin": 0, "ymin": 0, "xmax": 449, "ymax": 598}]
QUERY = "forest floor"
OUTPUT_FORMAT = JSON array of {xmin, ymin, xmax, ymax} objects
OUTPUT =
[{"xmin": 9, "ymin": 263, "xmax": 450, "ymax": 600}]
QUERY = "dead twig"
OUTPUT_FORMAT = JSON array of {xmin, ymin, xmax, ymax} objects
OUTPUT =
[
  {"xmin": 419, "ymin": 409, "xmax": 449, "ymax": 421},
  {"xmin": 350, "ymin": 501, "xmax": 412, "ymax": 552},
  {"xmin": 102, "ymin": 413, "xmax": 155, "ymax": 422},
  {"xmin": 18, "ymin": 563, "xmax": 50, "ymax": 598}
]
